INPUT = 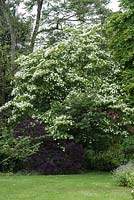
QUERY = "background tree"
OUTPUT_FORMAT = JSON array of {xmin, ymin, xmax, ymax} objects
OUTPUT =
[
  {"xmin": 107, "ymin": 0, "xmax": 134, "ymax": 106},
  {"xmin": 24, "ymin": 0, "xmax": 111, "ymax": 48},
  {"xmin": 0, "ymin": 0, "xmax": 31, "ymax": 108}
]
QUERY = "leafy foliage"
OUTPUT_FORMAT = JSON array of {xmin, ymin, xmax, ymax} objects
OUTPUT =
[
  {"xmin": 11, "ymin": 118, "xmax": 84, "ymax": 174},
  {"xmin": 119, "ymin": 0, "xmax": 134, "ymax": 9},
  {"xmin": 85, "ymin": 148, "xmax": 123, "ymax": 171},
  {"xmin": 0, "ymin": 127, "xmax": 40, "ymax": 172},
  {"xmin": 24, "ymin": 0, "xmax": 111, "ymax": 47},
  {"xmin": 113, "ymin": 162, "xmax": 134, "ymax": 187},
  {"xmin": 107, "ymin": 0, "xmax": 134, "ymax": 106},
  {"xmin": 14, "ymin": 118, "xmax": 47, "ymax": 137},
  {"xmin": 24, "ymin": 138, "xmax": 84, "ymax": 174},
  {"xmin": 121, "ymin": 136, "xmax": 134, "ymax": 162},
  {"xmin": 0, "ymin": 0, "xmax": 32, "ymax": 117},
  {"xmin": 1, "ymin": 25, "xmax": 134, "ymax": 174},
  {"xmin": 1, "ymin": 26, "xmax": 132, "ymax": 142},
  {"xmin": 107, "ymin": 10, "xmax": 134, "ymax": 68}
]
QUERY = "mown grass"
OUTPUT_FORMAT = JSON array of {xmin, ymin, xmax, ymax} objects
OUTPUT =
[{"xmin": 0, "ymin": 172, "xmax": 131, "ymax": 200}]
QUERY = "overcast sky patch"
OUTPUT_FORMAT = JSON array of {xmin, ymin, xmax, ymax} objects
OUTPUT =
[{"xmin": 108, "ymin": 0, "xmax": 120, "ymax": 11}]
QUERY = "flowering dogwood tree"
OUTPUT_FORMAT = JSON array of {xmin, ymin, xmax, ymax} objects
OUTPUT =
[{"xmin": 1, "ymin": 26, "xmax": 133, "ymax": 141}]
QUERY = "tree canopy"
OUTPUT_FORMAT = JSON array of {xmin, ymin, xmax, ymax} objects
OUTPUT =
[
  {"xmin": 107, "ymin": 0, "xmax": 134, "ymax": 105},
  {"xmin": 1, "ymin": 26, "xmax": 132, "ymax": 142}
]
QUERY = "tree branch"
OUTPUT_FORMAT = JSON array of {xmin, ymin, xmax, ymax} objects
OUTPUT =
[{"xmin": 29, "ymin": 0, "xmax": 43, "ymax": 52}]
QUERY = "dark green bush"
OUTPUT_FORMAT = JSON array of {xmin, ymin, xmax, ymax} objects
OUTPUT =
[
  {"xmin": 121, "ymin": 136, "xmax": 134, "ymax": 161},
  {"xmin": 84, "ymin": 148, "xmax": 123, "ymax": 171}
]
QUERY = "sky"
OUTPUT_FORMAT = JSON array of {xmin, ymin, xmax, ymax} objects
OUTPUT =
[
  {"xmin": 18, "ymin": 0, "xmax": 120, "ymax": 15},
  {"xmin": 108, "ymin": 0, "xmax": 120, "ymax": 11}
]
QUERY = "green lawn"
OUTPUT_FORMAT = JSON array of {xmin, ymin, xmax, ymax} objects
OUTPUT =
[{"xmin": 0, "ymin": 173, "xmax": 131, "ymax": 200}]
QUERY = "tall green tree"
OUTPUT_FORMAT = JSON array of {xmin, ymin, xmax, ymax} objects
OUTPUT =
[
  {"xmin": 107, "ymin": 0, "xmax": 134, "ymax": 105},
  {"xmin": 0, "ymin": 0, "xmax": 31, "ymax": 107}
]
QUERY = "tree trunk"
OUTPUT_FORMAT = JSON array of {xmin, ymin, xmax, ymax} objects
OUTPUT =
[
  {"xmin": 29, "ymin": 0, "xmax": 43, "ymax": 52},
  {"xmin": 0, "ymin": 0, "xmax": 16, "ymax": 75},
  {"xmin": 0, "ymin": 65, "xmax": 5, "ymax": 106}
]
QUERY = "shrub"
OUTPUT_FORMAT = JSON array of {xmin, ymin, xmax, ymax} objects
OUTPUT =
[
  {"xmin": 14, "ymin": 118, "xmax": 47, "ymax": 138},
  {"xmin": 113, "ymin": 163, "xmax": 134, "ymax": 187},
  {"xmin": 13, "ymin": 118, "xmax": 84, "ymax": 174},
  {"xmin": 24, "ymin": 138, "xmax": 84, "ymax": 174},
  {"xmin": 121, "ymin": 136, "xmax": 134, "ymax": 162},
  {"xmin": 131, "ymin": 189, "xmax": 134, "ymax": 199},
  {"xmin": 0, "ymin": 119, "xmax": 46, "ymax": 172},
  {"xmin": 84, "ymin": 148, "xmax": 123, "ymax": 171},
  {"xmin": 0, "ymin": 127, "xmax": 40, "ymax": 172}
]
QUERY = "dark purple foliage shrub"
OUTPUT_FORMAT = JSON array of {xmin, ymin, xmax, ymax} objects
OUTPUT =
[
  {"xmin": 14, "ymin": 118, "xmax": 84, "ymax": 174},
  {"xmin": 24, "ymin": 138, "xmax": 84, "ymax": 174},
  {"xmin": 14, "ymin": 118, "xmax": 47, "ymax": 137}
]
